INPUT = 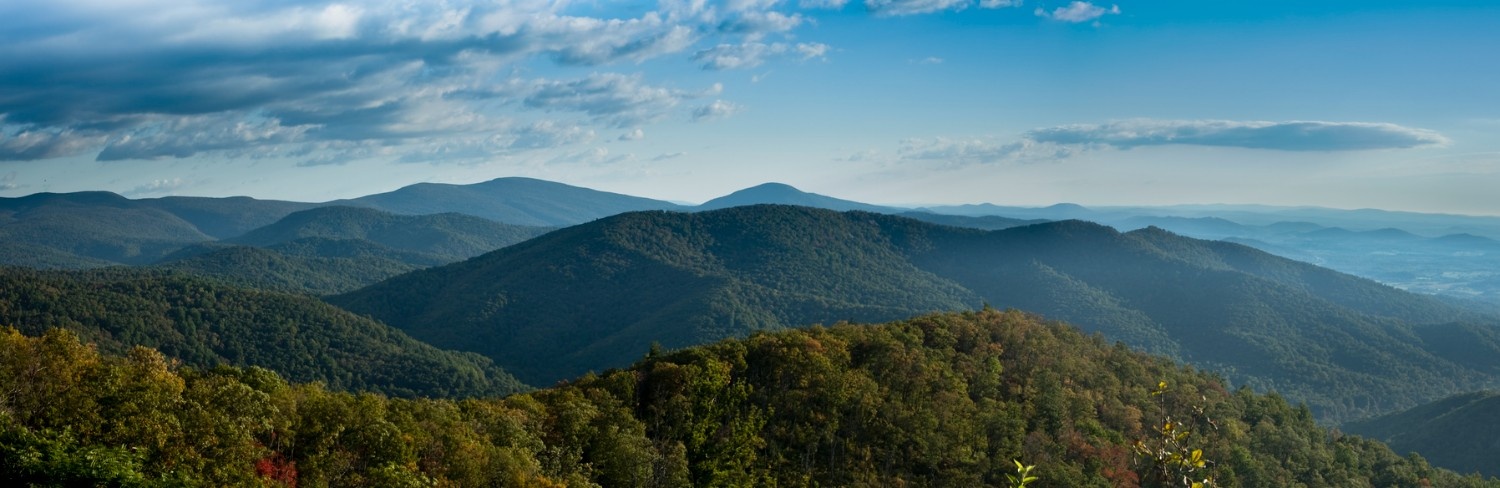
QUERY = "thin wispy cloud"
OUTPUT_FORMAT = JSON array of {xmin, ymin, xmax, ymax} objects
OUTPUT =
[
  {"xmin": 693, "ymin": 42, "xmax": 831, "ymax": 70},
  {"xmin": 693, "ymin": 100, "xmax": 744, "ymax": 122},
  {"xmin": 1027, "ymin": 120, "xmax": 1449, "ymax": 152},
  {"xmin": 127, "ymin": 177, "xmax": 187, "ymax": 196},
  {"xmin": 865, "ymin": 0, "xmax": 972, "ymax": 16}
]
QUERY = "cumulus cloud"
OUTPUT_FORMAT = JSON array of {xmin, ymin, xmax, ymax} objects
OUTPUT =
[
  {"xmin": 522, "ymin": 73, "xmax": 715, "ymax": 127},
  {"xmin": 693, "ymin": 100, "xmax": 743, "ymax": 122},
  {"xmin": 619, "ymin": 128, "xmax": 646, "ymax": 141},
  {"xmin": 1035, "ymin": 1, "xmax": 1118, "ymax": 23},
  {"xmin": 718, "ymin": 11, "xmax": 806, "ymax": 38},
  {"xmin": 1026, "ymin": 119, "xmax": 1450, "ymax": 151},
  {"xmin": 865, "ymin": 0, "xmax": 971, "ymax": 16},
  {"xmin": 0, "ymin": 171, "xmax": 20, "ymax": 191},
  {"xmin": 96, "ymin": 114, "xmax": 316, "ymax": 161},
  {"xmin": 693, "ymin": 42, "xmax": 830, "ymax": 70},
  {"xmin": 0, "ymin": 0, "xmax": 812, "ymax": 163}
]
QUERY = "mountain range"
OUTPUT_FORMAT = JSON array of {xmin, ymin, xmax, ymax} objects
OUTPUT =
[
  {"xmin": 7, "ymin": 177, "xmax": 1500, "ymax": 477},
  {"xmin": 332, "ymin": 205, "xmax": 1500, "ymax": 422}
]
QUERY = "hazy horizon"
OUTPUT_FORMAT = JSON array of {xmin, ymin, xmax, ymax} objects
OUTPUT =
[{"xmin": 3, "ymin": 1, "xmax": 1497, "ymax": 214}]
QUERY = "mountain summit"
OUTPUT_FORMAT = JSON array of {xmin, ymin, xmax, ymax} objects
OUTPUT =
[
  {"xmin": 337, "ymin": 177, "xmax": 685, "ymax": 226},
  {"xmin": 697, "ymin": 182, "xmax": 901, "ymax": 213}
]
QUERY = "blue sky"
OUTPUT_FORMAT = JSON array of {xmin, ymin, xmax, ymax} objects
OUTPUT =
[{"xmin": 2, "ymin": 0, "xmax": 1497, "ymax": 214}]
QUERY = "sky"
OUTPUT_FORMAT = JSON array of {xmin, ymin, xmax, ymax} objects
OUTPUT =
[{"xmin": 2, "ymin": 0, "xmax": 1498, "ymax": 214}]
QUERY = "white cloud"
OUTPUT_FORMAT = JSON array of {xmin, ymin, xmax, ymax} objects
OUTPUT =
[
  {"xmin": 619, "ymin": 128, "xmax": 646, "ymax": 141},
  {"xmin": 96, "ymin": 113, "xmax": 317, "ymax": 161},
  {"xmin": 693, "ymin": 42, "xmax": 830, "ymax": 70},
  {"xmin": 0, "ymin": 171, "xmax": 19, "ymax": 190},
  {"xmin": 652, "ymin": 152, "xmax": 686, "ymax": 161},
  {"xmin": 1026, "ymin": 119, "xmax": 1450, "ymax": 152},
  {"xmin": 899, "ymin": 137, "xmax": 1077, "ymax": 165},
  {"xmin": 128, "ymin": 177, "xmax": 186, "ymax": 196},
  {"xmin": 864, "ymin": 0, "xmax": 970, "ymax": 16},
  {"xmin": 1035, "ymin": 1, "xmax": 1118, "ymax": 23},
  {"xmin": 799, "ymin": 0, "xmax": 850, "ymax": 8},
  {"xmin": 0, "ymin": 0, "xmax": 793, "ymax": 163},
  {"xmin": 0, "ymin": 125, "xmax": 111, "ymax": 161},
  {"xmin": 547, "ymin": 146, "xmax": 633, "ymax": 166},
  {"xmin": 693, "ymin": 100, "xmax": 743, "ymax": 122},
  {"xmin": 522, "ymin": 73, "xmax": 714, "ymax": 127},
  {"xmin": 980, "ymin": 0, "xmax": 1021, "ymax": 8}
]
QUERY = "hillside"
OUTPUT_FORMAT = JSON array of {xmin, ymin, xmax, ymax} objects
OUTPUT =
[
  {"xmin": 334, "ymin": 205, "xmax": 1500, "ymax": 421},
  {"xmin": 337, "ymin": 176, "xmax": 684, "ymax": 226},
  {"xmin": 2, "ymin": 310, "xmax": 1493, "ymax": 486},
  {"xmin": 0, "ymin": 267, "xmax": 526, "ymax": 397},
  {"xmin": 228, "ymin": 206, "xmax": 551, "ymax": 261},
  {"xmin": 138, "ymin": 195, "xmax": 320, "ymax": 239},
  {"xmin": 1344, "ymin": 390, "xmax": 1500, "ymax": 477},
  {"xmin": 333, "ymin": 206, "xmax": 982, "ymax": 385},
  {"xmin": 153, "ymin": 240, "xmax": 432, "ymax": 294}
]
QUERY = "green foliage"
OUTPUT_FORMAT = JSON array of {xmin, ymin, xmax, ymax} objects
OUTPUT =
[
  {"xmin": 5, "ymin": 311, "xmax": 1495, "ymax": 487},
  {"xmin": 1135, "ymin": 381, "xmax": 1216, "ymax": 487},
  {"xmin": 0, "ymin": 266, "xmax": 527, "ymax": 397},
  {"xmin": 1007, "ymin": 460, "xmax": 1039, "ymax": 488},
  {"xmin": 336, "ymin": 205, "xmax": 1500, "ymax": 422},
  {"xmin": 154, "ymin": 240, "xmax": 428, "ymax": 295}
]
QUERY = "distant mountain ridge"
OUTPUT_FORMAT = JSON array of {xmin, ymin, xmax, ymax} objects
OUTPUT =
[
  {"xmin": 6, "ymin": 177, "xmax": 1500, "ymax": 306},
  {"xmin": 332, "ymin": 205, "xmax": 1500, "ymax": 421},
  {"xmin": 1344, "ymin": 390, "xmax": 1500, "ymax": 477},
  {"xmin": 335, "ymin": 176, "xmax": 685, "ymax": 226},
  {"xmin": 228, "ymin": 206, "xmax": 552, "ymax": 261}
]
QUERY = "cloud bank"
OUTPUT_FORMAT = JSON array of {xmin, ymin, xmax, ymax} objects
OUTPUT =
[
  {"xmin": 0, "ymin": 0, "xmax": 840, "ymax": 164},
  {"xmin": 1027, "ymin": 120, "xmax": 1449, "ymax": 152}
]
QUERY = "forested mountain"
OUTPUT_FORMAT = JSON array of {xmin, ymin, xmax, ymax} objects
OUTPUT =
[
  {"xmin": 334, "ymin": 205, "xmax": 1500, "ymax": 421},
  {"xmin": 333, "ymin": 206, "xmax": 982, "ymax": 386},
  {"xmin": 153, "ymin": 240, "xmax": 434, "ymax": 294},
  {"xmin": 0, "ymin": 267, "xmax": 526, "ymax": 397},
  {"xmin": 1344, "ymin": 390, "xmax": 1500, "ymax": 477},
  {"xmin": 153, "ymin": 207, "xmax": 549, "ymax": 294},
  {"xmin": 697, "ymin": 182, "xmax": 900, "ymax": 213},
  {"xmin": 0, "ymin": 192, "xmax": 317, "ymax": 268},
  {"xmin": 228, "ymin": 206, "xmax": 552, "ymax": 261},
  {"xmin": 0, "ymin": 192, "xmax": 215, "ymax": 266},
  {"xmin": 137, "ymin": 195, "xmax": 320, "ymax": 239},
  {"xmin": 3, "ymin": 310, "xmax": 1493, "ymax": 487},
  {"xmin": 335, "ymin": 177, "xmax": 684, "ymax": 226}
]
